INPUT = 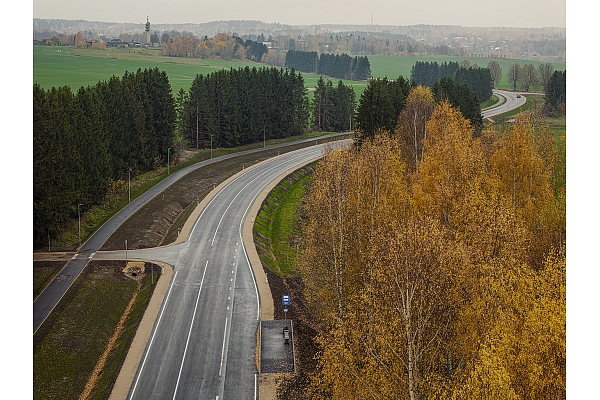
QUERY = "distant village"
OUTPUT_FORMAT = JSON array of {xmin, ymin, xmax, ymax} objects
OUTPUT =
[{"xmin": 33, "ymin": 18, "xmax": 566, "ymax": 63}]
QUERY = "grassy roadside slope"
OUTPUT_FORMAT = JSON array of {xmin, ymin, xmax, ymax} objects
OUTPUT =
[{"xmin": 33, "ymin": 261, "xmax": 158, "ymax": 400}]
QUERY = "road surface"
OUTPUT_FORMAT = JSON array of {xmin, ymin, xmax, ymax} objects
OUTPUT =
[
  {"xmin": 482, "ymin": 89, "xmax": 527, "ymax": 118},
  {"xmin": 92, "ymin": 142, "xmax": 351, "ymax": 399}
]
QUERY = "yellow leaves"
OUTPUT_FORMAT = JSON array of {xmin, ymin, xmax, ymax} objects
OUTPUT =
[
  {"xmin": 490, "ymin": 115, "xmax": 552, "ymax": 220},
  {"xmin": 452, "ymin": 341, "xmax": 521, "ymax": 400},
  {"xmin": 300, "ymin": 102, "xmax": 566, "ymax": 399},
  {"xmin": 411, "ymin": 101, "xmax": 486, "ymax": 226},
  {"xmin": 396, "ymin": 86, "xmax": 436, "ymax": 172}
]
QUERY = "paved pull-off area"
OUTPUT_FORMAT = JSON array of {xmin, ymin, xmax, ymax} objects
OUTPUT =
[{"xmin": 260, "ymin": 320, "xmax": 296, "ymax": 374}]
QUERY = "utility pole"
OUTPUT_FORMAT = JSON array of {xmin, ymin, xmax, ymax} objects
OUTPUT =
[{"xmin": 78, "ymin": 203, "xmax": 83, "ymax": 246}]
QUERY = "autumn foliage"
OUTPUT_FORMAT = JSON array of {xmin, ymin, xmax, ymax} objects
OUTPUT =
[{"xmin": 299, "ymin": 88, "xmax": 565, "ymax": 399}]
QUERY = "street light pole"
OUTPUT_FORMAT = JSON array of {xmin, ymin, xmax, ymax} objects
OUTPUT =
[
  {"xmin": 125, "ymin": 239, "xmax": 128, "ymax": 264},
  {"xmin": 128, "ymin": 169, "xmax": 131, "ymax": 202},
  {"xmin": 263, "ymin": 126, "xmax": 266, "ymax": 148},
  {"xmin": 78, "ymin": 203, "xmax": 83, "ymax": 247},
  {"xmin": 167, "ymin": 148, "xmax": 171, "ymax": 176},
  {"xmin": 210, "ymin": 134, "xmax": 213, "ymax": 159}
]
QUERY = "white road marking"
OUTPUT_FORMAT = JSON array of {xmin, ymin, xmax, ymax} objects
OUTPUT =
[
  {"xmin": 172, "ymin": 260, "xmax": 209, "ymax": 400},
  {"xmin": 219, "ymin": 317, "xmax": 228, "ymax": 376},
  {"xmin": 130, "ymin": 270, "xmax": 179, "ymax": 399}
]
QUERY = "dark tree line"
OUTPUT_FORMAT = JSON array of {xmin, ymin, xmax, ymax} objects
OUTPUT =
[
  {"xmin": 356, "ymin": 77, "xmax": 411, "ymax": 140},
  {"xmin": 411, "ymin": 61, "xmax": 493, "ymax": 102},
  {"xmin": 356, "ymin": 75, "xmax": 483, "ymax": 140},
  {"xmin": 285, "ymin": 50, "xmax": 371, "ymax": 80},
  {"xmin": 312, "ymin": 77, "xmax": 356, "ymax": 132},
  {"xmin": 238, "ymin": 37, "xmax": 268, "ymax": 61},
  {"xmin": 454, "ymin": 67, "xmax": 493, "ymax": 103},
  {"xmin": 432, "ymin": 78, "xmax": 483, "ymax": 132},
  {"xmin": 34, "ymin": 68, "xmax": 176, "ymax": 248},
  {"xmin": 181, "ymin": 66, "xmax": 310, "ymax": 149},
  {"xmin": 544, "ymin": 70, "xmax": 566, "ymax": 115},
  {"xmin": 410, "ymin": 61, "xmax": 459, "ymax": 87},
  {"xmin": 285, "ymin": 50, "xmax": 318, "ymax": 74}
]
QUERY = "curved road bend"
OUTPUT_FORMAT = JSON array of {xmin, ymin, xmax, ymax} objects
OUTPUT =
[
  {"xmin": 482, "ymin": 89, "xmax": 527, "ymax": 119},
  {"xmin": 96, "ymin": 142, "xmax": 352, "ymax": 399},
  {"xmin": 33, "ymin": 134, "xmax": 349, "ymax": 335}
]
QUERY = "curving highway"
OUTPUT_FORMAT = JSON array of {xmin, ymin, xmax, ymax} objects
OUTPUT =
[
  {"xmin": 95, "ymin": 141, "xmax": 351, "ymax": 399},
  {"xmin": 482, "ymin": 89, "xmax": 527, "ymax": 118}
]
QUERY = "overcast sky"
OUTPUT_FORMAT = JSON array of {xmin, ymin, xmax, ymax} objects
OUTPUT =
[{"xmin": 33, "ymin": 0, "xmax": 565, "ymax": 28}]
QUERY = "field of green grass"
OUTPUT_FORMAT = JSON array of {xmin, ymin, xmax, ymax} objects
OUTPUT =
[
  {"xmin": 33, "ymin": 45, "xmax": 369, "ymax": 101},
  {"xmin": 34, "ymin": 45, "xmax": 564, "ymax": 99}
]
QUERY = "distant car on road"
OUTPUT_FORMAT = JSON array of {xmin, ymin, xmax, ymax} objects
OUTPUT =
[{"xmin": 516, "ymin": 94, "xmax": 522, "ymax": 98}]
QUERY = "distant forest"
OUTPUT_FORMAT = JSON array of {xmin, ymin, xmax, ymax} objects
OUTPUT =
[{"xmin": 285, "ymin": 50, "xmax": 371, "ymax": 80}]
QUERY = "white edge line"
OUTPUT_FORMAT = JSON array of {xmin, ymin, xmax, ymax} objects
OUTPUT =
[{"xmin": 238, "ymin": 151, "xmax": 323, "ymax": 321}]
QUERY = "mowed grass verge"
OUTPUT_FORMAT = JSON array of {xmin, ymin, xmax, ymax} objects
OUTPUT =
[
  {"xmin": 33, "ymin": 260, "xmax": 159, "ymax": 400},
  {"xmin": 253, "ymin": 164, "xmax": 315, "ymax": 277}
]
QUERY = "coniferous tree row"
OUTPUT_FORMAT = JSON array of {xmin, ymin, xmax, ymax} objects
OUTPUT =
[
  {"xmin": 544, "ymin": 70, "xmax": 566, "ymax": 115},
  {"xmin": 181, "ymin": 66, "xmax": 310, "ymax": 149},
  {"xmin": 312, "ymin": 77, "xmax": 356, "ymax": 132},
  {"xmin": 33, "ymin": 68, "xmax": 176, "ymax": 248},
  {"xmin": 356, "ymin": 75, "xmax": 483, "ymax": 140},
  {"xmin": 410, "ymin": 61, "xmax": 459, "ymax": 88},
  {"xmin": 454, "ymin": 67, "xmax": 493, "ymax": 103},
  {"xmin": 432, "ymin": 77, "xmax": 483, "ymax": 133},
  {"xmin": 285, "ymin": 50, "xmax": 371, "ymax": 80},
  {"xmin": 411, "ymin": 61, "xmax": 493, "ymax": 102},
  {"xmin": 284, "ymin": 50, "xmax": 319, "ymax": 74},
  {"xmin": 355, "ymin": 76, "xmax": 411, "ymax": 140}
]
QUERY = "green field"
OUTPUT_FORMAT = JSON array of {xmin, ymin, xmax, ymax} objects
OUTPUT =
[
  {"xmin": 33, "ymin": 45, "xmax": 368, "ymax": 98},
  {"xmin": 34, "ymin": 45, "xmax": 565, "ymax": 99}
]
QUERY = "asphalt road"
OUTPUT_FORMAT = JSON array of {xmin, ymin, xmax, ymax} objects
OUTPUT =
[
  {"xmin": 97, "ymin": 143, "xmax": 350, "ymax": 399},
  {"xmin": 482, "ymin": 89, "xmax": 527, "ymax": 118},
  {"xmin": 33, "ymin": 134, "xmax": 347, "ymax": 335}
]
